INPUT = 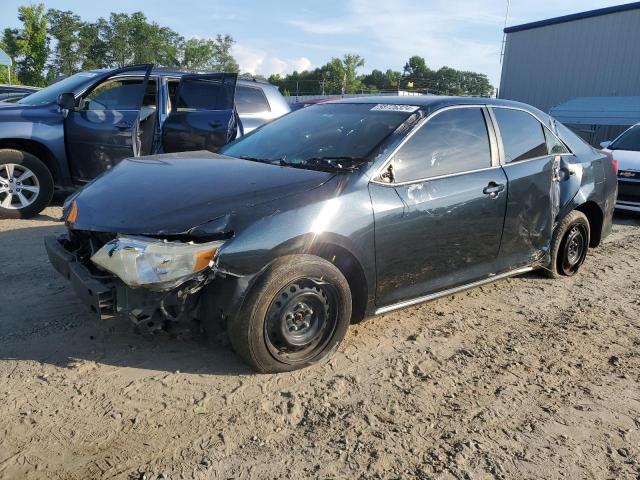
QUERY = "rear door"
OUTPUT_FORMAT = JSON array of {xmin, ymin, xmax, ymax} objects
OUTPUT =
[
  {"xmin": 161, "ymin": 73, "xmax": 238, "ymax": 153},
  {"xmin": 489, "ymin": 107, "xmax": 563, "ymax": 270},
  {"xmin": 64, "ymin": 64, "xmax": 152, "ymax": 181}
]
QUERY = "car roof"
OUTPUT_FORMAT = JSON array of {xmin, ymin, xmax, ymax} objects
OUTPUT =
[
  {"xmin": 87, "ymin": 67, "xmax": 274, "ymax": 87},
  {"xmin": 327, "ymin": 95, "xmax": 535, "ymax": 111}
]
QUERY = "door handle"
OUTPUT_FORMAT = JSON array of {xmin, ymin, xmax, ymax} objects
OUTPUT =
[
  {"xmin": 115, "ymin": 121, "xmax": 132, "ymax": 130},
  {"xmin": 483, "ymin": 182, "xmax": 505, "ymax": 197}
]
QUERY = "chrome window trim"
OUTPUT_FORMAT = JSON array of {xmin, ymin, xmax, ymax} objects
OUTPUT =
[
  {"xmin": 488, "ymin": 105, "xmax": 573, "ymax": 165},
  {"xmin": 375, "ymin": 165, "xmax": 503, "ymax": 187},
  {"xmin": 370, "ymin": 104, "xmax": 494, "ymax": 186},
  {"xmin": 375, "ymin": 266, "xmax": 534, "ymax": 315}
]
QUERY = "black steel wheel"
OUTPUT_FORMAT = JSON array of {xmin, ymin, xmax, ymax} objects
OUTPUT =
[
  {"xmin": 264, "ymin": 278, "xmax": 338, "ymax": 364},
  {"xmin": 559, "ymin": 223, "xmax": 588, "ymax": 276},
  {"xmin": 546, "ymin": 210, "xmax": 590, "ymax": 278},
  {"xmin": 228, "ymin": 255, "xmax": 352, "ymax": 373}
]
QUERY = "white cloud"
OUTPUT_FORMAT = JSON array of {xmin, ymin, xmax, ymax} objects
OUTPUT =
[
  {"xmin": 233, "ymin": 44, "xmax": 313, "ymax": 76},
  {"xmin": 288, "ymin": 0, "xmax": 507, "ymax": 83}
]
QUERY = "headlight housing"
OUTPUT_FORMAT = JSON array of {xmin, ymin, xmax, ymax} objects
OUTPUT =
[{"xmin": 91, "ymin": 236, "xmax": 223, "ymax": 290}]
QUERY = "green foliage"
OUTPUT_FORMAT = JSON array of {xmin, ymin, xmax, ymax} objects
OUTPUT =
[
  {"xmin": 270, "ymin": 54, "xmax": 493, "ymax": 98},
  {"xmin": 1, "ymin": 4, "xmax": 241, "ymax": 86},
  {"xmin": 400, "ymin": 55, "xmax": 494, "ymax": 97},
  {"xmin": 4, "ymin": 4, "xmax": 49, "ymax": 86},
  {"xmin": 47, "ymin": 9, "xmax": 82, "ymax": 77}
]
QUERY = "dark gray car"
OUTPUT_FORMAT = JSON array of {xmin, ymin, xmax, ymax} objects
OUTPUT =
[
  {"xmin": 0, "ymin": 65, "xmax": 289, "ymax": 219},
  {"xmin": 45, "ymin": 96, "xmax": 617, "ymax": 373}
]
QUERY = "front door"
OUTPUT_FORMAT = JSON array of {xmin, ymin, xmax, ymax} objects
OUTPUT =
[
  {"xmin": 161, "ymin": 73, "xmax": 238, "ymax": 153},
  {"xmin": 64, "ymin": 65, "xmax": 152, "ymax": 181},
  {"xmin": 489, "ymin": 107, "xmax": 563, "ymax": 270},
  {"xmin": 371, "ymin": 106, "xmax": 508, "ymax": 308}
]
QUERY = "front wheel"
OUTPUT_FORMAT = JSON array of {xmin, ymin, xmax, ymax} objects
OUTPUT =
[
  {"xmin": 545, "ymin": 210, "xmax": 590, "ymax": 278},
  {"xmin": 228, "ymin": 255, "xmax": 352, "ymax": 373},
  {"xmin": 0, "ymin": 149, "xmax": 54, "ymax": 219}
]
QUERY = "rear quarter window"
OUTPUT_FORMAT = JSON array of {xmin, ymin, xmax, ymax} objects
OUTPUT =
[
  {"xmin": 236, "ymin": 85, "xmax": 270, "ymax": 114},
  {"xmin": 493, "ymin": 108, "xmax": 548, "ymax": 163}
]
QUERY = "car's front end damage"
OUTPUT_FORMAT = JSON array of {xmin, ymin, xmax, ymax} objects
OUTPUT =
[
  {"xmin": 43, "ymin": 151, "xmax": 345, "ymax": 335},
  {"xmin": 44, "ymin": 228, "xmax": 227, "ymax": 332}
]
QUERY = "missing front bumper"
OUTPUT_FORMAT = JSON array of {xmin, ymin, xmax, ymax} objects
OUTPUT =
[{"xmin": 44, "ymin": 235, "xmax": 116, "ymax": 320}]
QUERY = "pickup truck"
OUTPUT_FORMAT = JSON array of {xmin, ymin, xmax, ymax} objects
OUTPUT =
[{"xmin": 0, "ymin": 64, "xmax": 290, "ymax": 218}]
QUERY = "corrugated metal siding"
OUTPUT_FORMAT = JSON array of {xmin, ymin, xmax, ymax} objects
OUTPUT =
[{"xmin": 499, "ymin": 8, "xmax": 640, "ymax": 113}]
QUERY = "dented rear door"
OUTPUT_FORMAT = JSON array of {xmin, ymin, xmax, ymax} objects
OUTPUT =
[{"xmin": 490, "ymin": 107, "xmax": 562, "ymax": 270}]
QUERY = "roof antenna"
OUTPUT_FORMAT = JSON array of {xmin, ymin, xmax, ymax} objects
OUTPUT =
[{"xmin": 500, "ymin": 0, "xmax": 511, "ymax": 64}]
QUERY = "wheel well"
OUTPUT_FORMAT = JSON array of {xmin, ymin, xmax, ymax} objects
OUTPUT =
[
  {"xmin": 0, "ymin": 139, "xmax": 60, "ymax": 185},
  {"xmin": 575, "ymin": 201, "xmax": 604, "ymax": 247},
  {"xmin": 308, "ymin": 243, "xmax": 369, "ymax": 324}
]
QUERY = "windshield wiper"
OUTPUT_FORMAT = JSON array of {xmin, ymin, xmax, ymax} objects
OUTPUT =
[{"xmin": 238, "ymin": 155, "xmax": 279, "ymax": 164}]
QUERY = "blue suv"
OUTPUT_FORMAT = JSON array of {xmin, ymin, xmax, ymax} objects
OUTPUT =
[{"xmin": 0, "ymin": 64, "xmax": 290, "ymax": 218}]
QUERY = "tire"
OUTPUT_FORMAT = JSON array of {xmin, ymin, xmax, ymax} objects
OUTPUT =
[
  {"xmin": 0, "ymin": 149, "xmax": 54, "ymax": 219},
  {"xmin": 228, "ymin": 255, "xmax": 352, "ymax": 373},
  {"xmin": 545, "ymin": 210, "xmax": 590, "ymax": 278}
]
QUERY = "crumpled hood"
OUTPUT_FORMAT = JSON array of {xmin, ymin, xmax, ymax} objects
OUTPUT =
[{"xmin": 69, "ymin": 151, "xmax": 334, "ymax": 235}]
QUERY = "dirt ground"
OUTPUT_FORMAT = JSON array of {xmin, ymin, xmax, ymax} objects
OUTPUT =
[{"xmin": 0, "ymin": 205, "xmax": 639, "ymax": 480}]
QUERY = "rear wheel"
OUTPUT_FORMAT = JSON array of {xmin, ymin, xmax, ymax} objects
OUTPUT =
[
  {"xmin": 0, "ymin": 149, "xmax": 54, "ymax": 219},
  {"xmin": 228, "ymin": 255, "xmax": 352, "ymax": 373},
  {"xmin": 545, "ymin": 210, "xmax": 590, "ymax": 278}
]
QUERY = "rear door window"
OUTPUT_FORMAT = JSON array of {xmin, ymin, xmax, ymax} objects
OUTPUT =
[
  {"xmin": 175, "ymin": 75, "xmax": 236, "ymax": 112},
  {"xmin": 236, "ymin": 85, "xmax": 270, "ymax": 114},
  {"xmin": 390, "ymin": 107, "xmax": 492, "ymax": 183},
  {"xmin": 493, "ymin": 108, "xmax": 548, "ymax": 163}
]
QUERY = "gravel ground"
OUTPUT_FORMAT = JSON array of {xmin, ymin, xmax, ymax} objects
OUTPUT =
[{"xmin": 0, "ymin": 206, "xmax": 639, "ymax": 480}]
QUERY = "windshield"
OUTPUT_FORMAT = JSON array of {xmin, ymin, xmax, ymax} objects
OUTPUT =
[
  {"xmin": 17, "ymin": 71, "xmax": 99, "ymax": 106},
  {"xmin": 610, "ymin": 126, "xmax": 640, "ymax": 152},
  {"xmin": 220, "ymin": 103, "xmax": 415, "ymax": 170}
]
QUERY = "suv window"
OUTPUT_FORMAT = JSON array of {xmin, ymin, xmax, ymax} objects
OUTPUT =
[
  {"xmin": 236, "ymin": 85, "xmax": 270, "ymax": 114},
  {"xmin": 176, "ymin": 76, "xmax": 234, "ymax": 111},
  {"xmin": 390, "ymin": 107, "xmax": 491, "ymax": 183},
  {"xmin": 84, "ymin": 79, "xmax": 147, "ymax": 111},
  {"xmin": 494, "ymin": 108, "xmax": 548, "ymax": 163}
]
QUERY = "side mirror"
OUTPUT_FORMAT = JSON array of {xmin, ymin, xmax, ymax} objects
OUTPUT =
[
  {"xmin": 600, "ymin": 141, "xmax": 612, "ymax": 149},
  {"xmin": 57, "ymin": 92, "xmax": 76, "ymax": 110}
]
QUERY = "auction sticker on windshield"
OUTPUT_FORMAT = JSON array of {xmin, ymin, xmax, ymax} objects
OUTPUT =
[{"xmin": 371, "ymin": 104, "xmax": 420, "ymax": 113}]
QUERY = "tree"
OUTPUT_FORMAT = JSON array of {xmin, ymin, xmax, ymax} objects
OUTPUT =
[
  {"xmin": 211, "ymin": 34, "xmax": 239, "ymax": 72},
  {"xmin": 323, "ymin": 53, "xmax": 365, "ymax": 94},
  {"xmin": 77, "ymin": 19, "xmax": 109, "ymax": 70},
  {"xmin": 180, "ymin": 35, "xmax": 239, "ymax": 72},
  {"xmin": 0, "ymin": 31, "xmax": 20, "ymax": 83},
  {"xmin": 47, "ymin": 9, "xmax": 82, "ymax": 77},
  {"xmin": 403, "ymin": 55, "xmax": 429, "ymax": 78},
  {"xmin": 181, "ymin": 38, "xmax": 214, "ymax": 71},
  {"xmin": 7, "ymin": 4, "xmax": 49, "ymax": 86}
]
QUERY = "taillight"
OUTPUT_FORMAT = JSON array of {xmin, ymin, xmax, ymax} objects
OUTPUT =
[{"xmin": 612, "ymin": 159, "xmax": 619, "ymax": 176}]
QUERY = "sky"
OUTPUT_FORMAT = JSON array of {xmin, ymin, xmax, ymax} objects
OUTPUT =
[{"xmin": 1, "ymin": 0, "xmax": 637, "ymax": 86}]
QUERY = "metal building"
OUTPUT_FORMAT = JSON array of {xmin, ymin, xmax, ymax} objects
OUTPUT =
[{"xmin": 499, "ymin": 2, "xmax": 640, "ymax": 114}]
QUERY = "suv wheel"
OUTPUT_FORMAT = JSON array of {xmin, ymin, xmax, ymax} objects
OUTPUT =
[
  {"xmin": 228, "ymin": 255, "xmax": 352, "ymax": 373},
  {"xmin": 545, "ymin": 210, "xmax": 590, "ymax": 278},
  {"xmin": 0, "ymin": 149, "xmax": 54, "ymax": 219}
]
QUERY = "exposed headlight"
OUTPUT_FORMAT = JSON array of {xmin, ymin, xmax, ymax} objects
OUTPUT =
[{"xmin": 91, "ymin": 236, "xmax": 223, "ymax": 290}]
